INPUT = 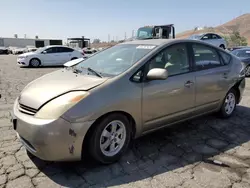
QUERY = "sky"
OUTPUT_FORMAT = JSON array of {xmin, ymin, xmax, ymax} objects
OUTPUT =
[{"xmin": 0, "ymin": 0, "xmax": 249, "ymax": 42}]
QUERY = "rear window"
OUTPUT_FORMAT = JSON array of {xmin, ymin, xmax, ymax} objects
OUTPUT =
[{"xmin": 219, "ymin": 51, "xmax": 231, "ymax": 65}]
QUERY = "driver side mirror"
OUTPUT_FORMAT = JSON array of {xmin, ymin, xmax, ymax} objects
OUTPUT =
[
  {"xmin": 41, "ymin": 51, "xmax": 47, "ymax": 54},
  {"xmin": 146, "ymin": 68, "xmax": 168, "ymax": 81}
]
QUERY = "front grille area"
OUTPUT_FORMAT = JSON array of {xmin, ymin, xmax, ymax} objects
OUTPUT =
[{"xmin": 18, "ymin": 103, "xmax": 38, "ymax": 115}]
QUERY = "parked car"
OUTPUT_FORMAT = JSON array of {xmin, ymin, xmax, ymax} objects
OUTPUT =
[
  {"xmin": 17, "ymin": 45, "xmax": 83, "ymax": 67},
  {"xmin": 0, "ymin": 47, "xmax": 9, "ymax": 54},
  {"xmin": 8, "ymin": 46, "xmax": 19, "ymax": 54},
  {"xmin": 231, "ymin": 48, "xmax": 250, "ymax": 76},
  {"xmin": 189, "ymin": 33, "xmax": 227, "ymax": 49},
  {"xmin": 24, "ymin": 46, "xmax": 37, "ymax": 53},
  {"xmin": 11, "ymin": 39, "xmax": 245, "ymax": 164},
  {"xmin": 228, "ymin": 46, "xmax": 250, "ymax": 51},
  {"xmin": 83, "ymin": 49, "xmax": 97, "ymax": 58},
  {"xmin": 13, "ymin": 48, "xmax": 26, "ymax": 55}
]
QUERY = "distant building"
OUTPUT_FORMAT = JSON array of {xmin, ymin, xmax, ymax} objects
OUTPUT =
[{"xmin": 0, "ymin": 37, "xmax": 63, "ymax": 48}]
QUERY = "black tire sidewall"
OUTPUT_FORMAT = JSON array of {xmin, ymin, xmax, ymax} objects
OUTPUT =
[
  {"xmin": 29, "ymin": 58, "xmax": 40, "ymax": 67},
  {"xmin": 220, "ymin": 89, "xmax": 237, "ymax": 118},
  {"xmin": 220, "ymin": 45, "xmax": 225, "ymax": 49},
  {"xmin": 89, "ymin": 113, "xmax": 132, "ymax": 164},
  {"xmin": 245, "ymin": 66, "xmax": 250, "ymax": 77}
]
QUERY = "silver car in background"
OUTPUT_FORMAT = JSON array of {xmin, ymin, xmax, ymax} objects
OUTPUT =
[
  {"xmin": 189, "ymin": 33, "xmax": 227, "ymax": 49},
  {"xmin": 12, "ymin": 39, "xmax": 245, "ymax": 164}
]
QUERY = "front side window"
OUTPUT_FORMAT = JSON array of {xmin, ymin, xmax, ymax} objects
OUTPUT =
[
  {"xmin": 201, "ymin": 34, "xmax": 211, "ymax": 40},
  {"xmin": 74, "ymin": 44, "xmax": 156, "ymax": 76},
  {"xmin": 44, "ymin": 47, "xmax": 57, "ymax": 53},
  {"xmin": 192, "ymin": 43, "xmax": 222, "ymax": 70},
  {"xmin": 148, "ymin": 43, "xmax": 190, "ymax": 76}
]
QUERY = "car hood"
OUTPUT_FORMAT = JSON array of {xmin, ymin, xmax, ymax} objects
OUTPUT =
[
  {"xmin": 19, "ymin": 69, "xmax": 109, "ymax": 109},
  {"xmin": 18, "ymin": 52, "xmax": 35, "ymax": 57},
  {"xmin": 239, "ymin": 57, "xmax": 250, "ymax": 63}
]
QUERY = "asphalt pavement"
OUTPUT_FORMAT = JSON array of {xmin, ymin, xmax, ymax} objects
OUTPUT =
[{"xmin": 1, "ymin": 55, "xmax": 250, "ymax": 188}]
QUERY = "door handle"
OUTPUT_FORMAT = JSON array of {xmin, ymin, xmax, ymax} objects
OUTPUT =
[
  {"xmin": 184, "ymin": 80, "xmax": 194, "ymax": 88},
  {"xmin": 222, "ymin": 72, "xmax": 228, "ymax": 79}
]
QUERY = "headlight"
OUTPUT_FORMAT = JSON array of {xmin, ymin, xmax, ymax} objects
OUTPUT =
[{"xmin": 35, "ymin": 91, "xmax": 89, "ymax": 119}]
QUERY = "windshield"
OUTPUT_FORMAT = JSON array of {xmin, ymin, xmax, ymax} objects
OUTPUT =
[
  {"xmin": 232, "ymin": 49, "xmax": 250, "ymax": 58},
  {"xmin": 74, "ymin": 44, "xmax": 156, "ymax": 76},
  {"xmin": 137, "ymin": 27, "xmax": 153, "ymax": 39},
  {"xmin": 189, "ymin": 34, "xmax": 202, "ymax": 39}
]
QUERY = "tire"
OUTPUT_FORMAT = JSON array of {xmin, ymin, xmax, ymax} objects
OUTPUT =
[
  {"xmin": 71, "ymin": 57, "xmax": 78, "ymax": 60},
  {"xmin": 88, "ymin": 113, "xmax": 132, "ymax": 164},
  {"xmin": 245, "ymin": 66, "xmax": 250, "ymax": 77},
  {"xmin": 219, "ymin": 44, "xmax": 225, "ymax": 49},
  {"xmin": 29, "ymin": 58, "xmax": 41, "ymax": 67},
  {"xmin": 219, "ymin": 89, "xmax": 237, "ymax": 118}
]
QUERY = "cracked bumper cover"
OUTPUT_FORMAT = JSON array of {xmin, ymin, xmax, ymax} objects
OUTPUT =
[{"xmin": 13, "ymin": 99, "xmax": 94, "ymax": 161}]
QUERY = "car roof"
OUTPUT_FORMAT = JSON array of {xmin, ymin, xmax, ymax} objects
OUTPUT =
[
  {"xmin": 120, "ymin": 39, "xmax": 177, "ymax": 46},
  {"xmin": 120, "ymin": 38, "xmax": 219, "ymax": 46},
  {"xmin": 45, "ymin": 45, "xmax": 73, "ymax": 48}
]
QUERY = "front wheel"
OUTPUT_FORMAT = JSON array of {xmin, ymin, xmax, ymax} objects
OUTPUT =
[
  {"xmin": 29, "ymin": 58, "xmax": 41, "ymax": 67},
  {"xmin": 219, "ymin": 89, "xmax": 237, "ymax": 118},
  {"xmin": 245, "ymin": 66, "xmax": 250, "ymax": 77},
  {"xmin": 88, "ymin": 113, "xmax": 132, "ymax": 164}
]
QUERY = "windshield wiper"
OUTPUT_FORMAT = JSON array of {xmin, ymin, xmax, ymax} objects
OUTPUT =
[
  {"xmin": 72, "ymin": 67, "xmax": 82, "ymax": 74},
  {"xmin": 87, "ymin": 67, "xmax": 102, "ymax": 78}
]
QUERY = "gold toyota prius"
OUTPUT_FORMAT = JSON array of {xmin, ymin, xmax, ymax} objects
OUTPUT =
[{"xmin": 11, "ymin": 39, "xmax": 245, "ymax": 164}]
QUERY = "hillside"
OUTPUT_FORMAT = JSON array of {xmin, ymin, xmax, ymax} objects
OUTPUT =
[{"xmin": 176, "ymin": 13, "xmax": 250, "ymax": 44}]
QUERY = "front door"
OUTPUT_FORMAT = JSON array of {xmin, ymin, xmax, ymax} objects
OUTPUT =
[
  {"xmin": 41, "ymin": 47, "xmax": 59, "ymax": 65},
  {"xmin": 142, "ymin": 43, "xmax": 196, "ymax": 132},
  {"xmin": 191, "ymin": 43, "xmax": 231, "ymax": 114}
]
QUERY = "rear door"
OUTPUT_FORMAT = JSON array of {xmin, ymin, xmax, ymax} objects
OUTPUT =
[
  {"xmin": 190, "ymin": 42, "xmax": 231, "ymax": 114},
  {"xmin": 57, "ymin": 47, "xmax": 74, "ymax": 64}
]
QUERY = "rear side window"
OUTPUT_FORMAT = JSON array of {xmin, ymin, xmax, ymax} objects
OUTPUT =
[
  {"xmin": 219, "ymin": 51, "xmax": 231, "ymax": 65},
  {"xmin": 59, "ymin": 47, "xmax": 74, "ymax": 53},
  {"xmin": 192, "ymin": 43, "xmax": 222, "ymax": 70}
]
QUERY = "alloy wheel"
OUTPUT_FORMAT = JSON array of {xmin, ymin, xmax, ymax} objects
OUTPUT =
[{"xmin": 100, "ymin": 120, "xmax": 126, "ymax": 157}]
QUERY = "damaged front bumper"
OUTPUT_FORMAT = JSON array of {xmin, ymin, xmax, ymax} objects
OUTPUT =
[{"xmin": 13, "ymin": 99, "xmax": 94, "ymax": 161}]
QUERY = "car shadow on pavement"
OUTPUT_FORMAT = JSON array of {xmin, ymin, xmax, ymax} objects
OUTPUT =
[
  {"xmin": 30, "ymin": 105, "xmax": 250, "ymax": 187},
  {"xmin": 20, "ymin": 65, "xmax": 63, "ymax": 69}
]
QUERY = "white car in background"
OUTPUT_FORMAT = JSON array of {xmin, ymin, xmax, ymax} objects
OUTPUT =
[
  {"xmin": 189, "ymin": 33, "xmax": 227, "ymax": 49},
  {"xmin": 13, "ymin": 48, "xmax": 26, "ymax": 55},
  {"xmin": 24, "ymin": 46, "xmax": 37, "ymax": 52},
  {"xmin": 17, "ymin": 45, "xmax": 83, "ymax": 67}
]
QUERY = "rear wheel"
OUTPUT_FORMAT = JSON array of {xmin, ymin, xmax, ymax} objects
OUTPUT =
[
  {"xmin": 219, "ymin": 89, "xmax": 237, "ymax": 118},
  {"xmin": 219, "ymin": 44, "xmax": 225, "ymax": 49},
  {"xmin": 29, "ymin": 58, "xmax": 41, "ymax": 67},
  {"xmin": 88, "ymin": 113, "xmax": 132, "ymax": 164}
]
